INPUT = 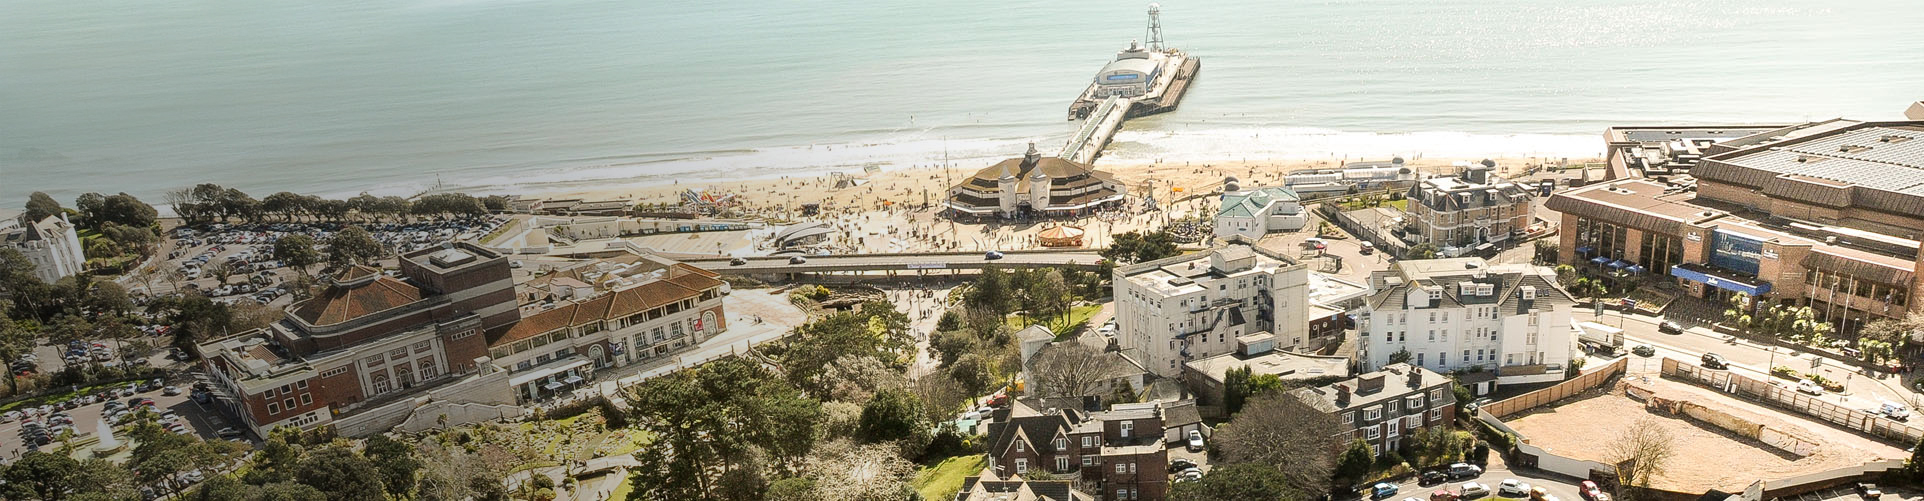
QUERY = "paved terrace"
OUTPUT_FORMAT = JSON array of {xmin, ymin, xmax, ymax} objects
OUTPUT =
[{"xmin": 679, "ymin": 249, "xmax": 1106, "ymax": 274}]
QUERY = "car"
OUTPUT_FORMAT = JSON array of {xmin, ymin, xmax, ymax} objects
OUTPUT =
[
  {"xmin": 1631, "ymin": 345, "xmax": 1655, "ymax": 357},
  {"xmin": 1856, "ymin": 482, "xmax": 1882, "ymax": 500},
  {"xmin": 984, "ymin": 250, "xmax": 1005, "ymax": 260},
  {"xmin": 1186, "ymin": 430, "xmax": 1205, "ymax": 452},
  {"xmin": 1420, "ymin": 471, "xmax": 1449, "ymax": 486},
  {"xmin": 1797, "ymin": 379, "xmax": 1824, "ymax": 395},
  {"xmin": 1448, "ymin": 463, "xmax": 1483, "ymax": 479},
  {"xmin": 1360, "ymin": 242, "xmax": 1375, "ymax": 255},
  {"xmin": 729, "ymin": 257, "xmax": 747, "ymax": 266},
  {"xmin": 1579, "ymin": 480, "xmax": 1609, "ymax": 501},
  {"xmin": 1432, "ymin": 491, "xmax": 1458, "ymax": 501},
  {"xmin": 1459, "ymin": 482, "xmax": 1491, "ymax": 500},
  {"xmin": 1372, "ymin": 483, "xmax": 1400, "ymax": 499},
  {"xmin": 217, "ymin": 427, "xmax": 244, "ymax": 438},
  {"xmin": 1700, "ymin": 353, "xmax": 1727, "ymax": 370},
  {"xmin": 162, "ymin": 386, "xmax": 182, "ymax": 396},
  {"xmin": 1658, "ymin": 320, "xmax": 1683, "ymax": 334},
  {"xmin": 1175, "ymin": 470, "xmax": 1203, "ymax": 483},
  {"xmin": 1879, "ymin": 400, "xmax": 1911, "ymax": 421},
  {"xmin": 1169, "ymin": 458, "xmax": 1198, "ymax": 473},
  {"xmin": 1496, "ymin": 480, "xmax": 1529, "ymax": 500},
  {"xmin": 788, "ymin": 256, "xmax": 808, "ymax": 265}
]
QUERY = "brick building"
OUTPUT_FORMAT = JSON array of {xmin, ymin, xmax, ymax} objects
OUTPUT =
[
  {"xmin": 1289, "ymin": 363, "xmax": 1456, "ymax": 456},
  {"xmin": 985, "ymin": 400, "xmax": 1172, "ymax": 501}
]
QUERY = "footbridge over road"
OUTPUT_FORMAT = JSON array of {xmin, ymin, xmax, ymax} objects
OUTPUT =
[{"xmin": 680, "ymin": 250, "xmax": 1107, "ymax": 275}]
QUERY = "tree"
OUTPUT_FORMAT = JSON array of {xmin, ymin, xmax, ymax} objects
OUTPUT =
[
  {"xmin": 1029, "ymin": 343, "xmax": 1128, "ymax": 398},
  {"xmin": 24, "ymin": 192, "xmax": 64, "ymax": 222},
  {"xmin": 1333, "ymin": 438, "xmax": 1376, "ymax": 487},
  {"xmin": 1101, "ymin": 230, "xmax": 1180, "ymax": 264},
  {"xmin": 1169, "ymin": 463, "xmax": 1302, "ymax": 501},
  {"xmin": 1407, "ymin": 243, "xmax": 1439, "ymax": 260},
  {"xmin": 1022, "ymin": 269, "xmax": 1075, "ymax": 332},
  {"xmin": 207, "ymin": 261, "xmax": 235, "ymax": 286},
  {"xmin": 325, "ymin": 225, "xmax": 385, "ymax": 268},
  {"xmin": 858, "ymin": 387, "xmax": 933, "ymax": 458},
  {"xmin": 273, "ymin": 234, "xmax": 322, "ymax": 278},
  {"xmin": 1553, "ymin": 265, "xmax": 1577, "ymax": 288},
  {"xmin": 1608, "ymin": 416, "xmax": 1675, "ymax": 494},
  {"xmin": 1223, "ymin": 365, "xmax": 1253, "ymax": 415},
  {"xmin": 947, "ymin": 353, "xmax": 994, "ymax": 394},
  {"xmin": 625, "ymin": 358, "xmax": 822, "ymax": 500},
  {"xmin": 365, "ymin": 435, "xmax": 422, "ymax": 498},
  {"xmin": 928, "ymin": 328, "xmax": 977, "ymax": 368},
  {"xmin": 2, "ymin": 451, "xmax": 80, "ymax": 500},
  {"xmin": 1388, "ymin": 348, "xmax": 1413, "ymax": 365},
  {"xmin": 295, "ymin": 446, "xmax": 386, "ymax": 501},
  {"xmin": 1211, "ymin": 393, "xmax": 1343, "ymax": 498},
  {"xmin": 795, "ymin": 440, "xmax": 917, "ymax": 501},
  {"xmin": 909, "ymin": 373, "xmax": 970, "ymax": 425}
]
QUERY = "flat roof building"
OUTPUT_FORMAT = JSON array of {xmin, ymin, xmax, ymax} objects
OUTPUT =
[{"xmin": 947, "ymin": 144, "xmax": 1127, "ymax": 219}]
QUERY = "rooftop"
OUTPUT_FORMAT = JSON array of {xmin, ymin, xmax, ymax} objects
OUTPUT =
[
  {"xmin": 1694, "ymin": 122, "xmax": 1924, "ymax": 215},
  {"xmin": 1218, "ymin": 187, "xmax": 1301, "ymax": 219},
  {"xmin": 1119, "ymin": 243, "xmax": 1298, "ymax": 297},
  {"xmin": 490, "ymin": 263, "xmax": 722, "ymax": 347},
  {"xmin": 288, "ymin": 273, "xmax": 426, "ymax": 327},
  {"xmin": 1292, "ymin": 363, "xmax": 1451, "ymax": 412},
  {"xmin": 1184, "ymin": 349, "xmax": 1349, "ymax": 385}
]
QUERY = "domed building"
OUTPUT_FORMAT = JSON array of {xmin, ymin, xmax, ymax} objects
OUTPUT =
[{"xmin": 946, "ymin": 143, "xmax": 1127, "ymax": 219}]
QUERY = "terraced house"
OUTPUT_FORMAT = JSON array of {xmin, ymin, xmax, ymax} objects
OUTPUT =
[{"xmin": 986, "ymin": 400, "xmax": 1171, "ymax": 501}]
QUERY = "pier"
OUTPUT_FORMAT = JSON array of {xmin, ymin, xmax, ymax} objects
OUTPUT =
[
  {"xmin": 1060, "ymin": 95, "xmax": 1133, "ymax": 164},
  {"xmin": 1055, "ymin": 4, "xmax": 1202, "ymax": 165}
]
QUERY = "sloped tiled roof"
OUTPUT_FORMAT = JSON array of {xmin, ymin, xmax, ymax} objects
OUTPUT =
[
  {"xmin": 290, "ymin": 275, "xmax": 425, "ymax": 326},
  {"xmin": 489, "ymin": 268, "xmax": 723, "ymax": 347}
]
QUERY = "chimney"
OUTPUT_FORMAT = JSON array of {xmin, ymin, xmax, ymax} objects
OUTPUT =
[
  {"xmin": 1336, "ymin": 384, "xmax": 1351, "ymax": 406},
  {"xmin": 1407, "ymin": 369, "xmax": 1422, "ymax": 388}
]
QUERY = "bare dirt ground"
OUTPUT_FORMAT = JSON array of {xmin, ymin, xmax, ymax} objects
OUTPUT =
[{"xmin": 1506, "ymin": 378, "xmax": 1894, "ymax": 493}]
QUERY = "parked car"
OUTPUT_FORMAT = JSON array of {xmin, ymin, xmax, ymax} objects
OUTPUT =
[
  {"xmin": 1700, "ymin": 353, "xmax": 1727, "ymax": 370},
  {"xmin": 1420, "ymin": 471, "xmax": 1449, "ymax": 486},
  {"xmin": 217, "ymin": 427, "xmax": 244, "ymax": 438},
  {"xmin": 1796, "ymin": 379, "xmax": 1824, "ymax": 395},
  {"xmin": 1496, "ymin": 480, "xmax": 1529, "ymax": 500},
  {"xmin": 1879, "ymin": 400, "xmax": 1911, "ymax": 421},
  {"xmin": 1459, "ymin": 482, "xmax": 1491, "ymax": 500},
  {"xmin": 1856, "ymin": 482, "xmax": 1882, "ymax": 500},
  {"xmin": 1169, "ymin": 458, "xmax": 1198, "ymax": 473},
  {"xmin": 1448, "ymin": 463, "xmax": 1483, "ymax": 479},
  {"xmin": 1186, "ymin": 430, "xmax": 1205, "ymax": 452},
  {"xmin": 729, "ymin": 257, "xmax": 747, "ymax": 266},
  {"xmin": 1658, "ymin": 320, "xmax": 1683, "ymax": 334},
  {"xmin": 787, "ymin": 256, "xmax": 808, "ymax": 265},
  {"xmin": 984, "ymin": 250, "xmax": 1004, "ymax": 260},
  {"xmin": 1372, "ymin": 483, "xmax": 1400, "ymax": 500},
  {"xmin": 1631, "ymin": 345, "xmax": 1655, "ymax": 357},
  {"xmin": 1432, "ymin": 491, "xmax": 1458, "ymax": 501},
  {"xmin": 1579, "ymin": 480, "xmax": 1609, "ymax": 501}
]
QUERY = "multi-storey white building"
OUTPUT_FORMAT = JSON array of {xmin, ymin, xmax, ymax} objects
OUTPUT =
[
  {"xmin": 1358, "ymin": 258, "xmax": 1576, "ymax": 386},
  {"xmin": 1113, "ymin": 243, "xmax": 1310, "ymax": 377},
  {"xmin": 2, "ymin": 214, "xmax": 86, "ymax": 283}
]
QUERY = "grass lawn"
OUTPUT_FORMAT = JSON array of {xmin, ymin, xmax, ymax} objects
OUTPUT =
[
  {"xmin": 607, "ymin": 471, "xmax": 636, "ymax": 501},
  {"xmin": 913, "ymin": 454, "xmax": 987, "ymax": 501},
  {"xmin": 1005, "ymin": 304, "xmax": 1103, "ymax": 339}
]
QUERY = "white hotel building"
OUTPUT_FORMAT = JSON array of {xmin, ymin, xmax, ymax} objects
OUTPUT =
[
  {"xmin": 1358, "ymin": 258, "xmax": 1576, "ymax": 387},
  {"xmin": 1113, "ymin": 243, "xmax": 1311, "ymax": 377}
]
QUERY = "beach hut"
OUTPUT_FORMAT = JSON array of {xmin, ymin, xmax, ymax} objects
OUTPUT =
[{"xmin": 1038, "ymin": 225, "xmax": 1086, "ymax": 247}]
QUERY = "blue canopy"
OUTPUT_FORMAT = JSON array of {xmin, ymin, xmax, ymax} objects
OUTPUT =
[
  {"xmin": 1590, "ymin": 256, "xmax": 1612, "ymax": 265},
  {"xmin": 1575, "ymin": 246, "xmax": 1595, "ymax": 254},
  {"xmin": 1625, "ymin": 265, "xmax": 1647, "ymax": 274},
  {"xmin": 1608, "ymin": 260, "xmax": 1631, "ymax": 270},
  {"xmin": 1671, "ymin": 265, "xmax": 1772, "ymax": 296}
]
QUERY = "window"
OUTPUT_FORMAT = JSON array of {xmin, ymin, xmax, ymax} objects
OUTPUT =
[
  {"xmin": 515, "ymin": 361, "xmax": 533, "ymax": 371},
  {"xmin": 535, "ymin": 354, "xmax": 552, "ymax": 365},
  {"xmin": 284, "ymin": 398, "xmax": 296, "ymax": 410},
  {"xmin": 555, "ymin": 348, "xmax": 573, "ymax": 359},
  {"xmin": 1365, "ymin": 426, "xmax": 1381, "ymax": 439},
  {"xmin": 420, "ymin": 358, "xmax": 439, "ymax": 379},
  {"xmin": 1364, "ymin": 407, "xmax": 1381, "ymax": 420},
  {"xmin": 1056, "ymin": 456, "xmax": 1069, "ymax": 472},
  {"xmin": 1342, "ymin": 412, "xmax": 1353, "ymax": 425},
  {"xmin": 1016, "ymin": 440, "xmax": 1025, "ymax": 452},
  {"xmin": 265, "ymin": 388, "xmax": 276, "ymax": 398},
  {"xmin": 301, "ymin": 394, "xmax": 312, "ymax": 405},
  {"xmin": 373, "ymin": 375, "xmax": 391, "ymax": 394},
  {"xmin": 1121, "ymin": 421, "xmax": 1133, "ymax": 437},
  {"xmin": 363, "ymin": 355, "xmax": 384, "ymax": 367},
  {"xmin": 1082, "ymin": 436, "xmax": 1094, "ymax": 448},
  {"xmin": 1115, "ymin": 463, "xmax": 1126, "ymax": 474},
  {"xmin": 1416, "ymin": 352, "xmax": 1425, "ymax": 365},
  {"xmin": 652, "ymin": 327, "xmax": 665, "ymax": 342},
  {"xmin": 1054, "ymin": 437, "xmax": 1066, "ymax": 450},
  {"xmin": 321, "ymin": 366, "xmax": 348, "ymax": 378},
  {"xmin": 1406, "ymin": 415, "xmax": 1422, "ymax": 429},
  {"xmin": 413, "ymin": 340, "xmax": 432, "ymax": 353},
  {"xmin": 1428, "ymin": 330, "xmax": 1435, "ymax": 341},
  {"xmin": 268, "ymin": 402, "xmax": 279, "ymax": 415},
  {"xmin": 1083, "ymin": 455, "xmax": 1095, "ymax": 466},
  {"xmin": 1463, "ymin": 350, "xmax": 1470, "ymax": 362},
  {"xmin": 1387, "ymin": 420, "xmax": 1401, "ymax": 438},
  {"xmin": 1430, "ymin": 408, "xmax": 1443, "ymax": 422},
  {"xmin": 1407, "ymin": 395, "xmax": 1424, "ymax": 408},
  {"xmin": 1015, "ymin": 459, "xmax": 1028, "ymax": 474},
  {"xmin": 297, "ymin": 380, "xmax": 308, "ymax": 390},
  {"xmin": 1432, "ymin": 388, "xmax": 1446, "ymax": 401},
  {"xmin": 450, "ymin": 330, "xmax": 474, "ymax": 340},
  {"xmin": 389, "ymin": 347, "xmax": 408, "ymax": 360}
]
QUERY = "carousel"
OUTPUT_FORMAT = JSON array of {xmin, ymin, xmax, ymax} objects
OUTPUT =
[{"xmin": 1037, "ymin": 225, "xmax": 1086, "ymax": 247}]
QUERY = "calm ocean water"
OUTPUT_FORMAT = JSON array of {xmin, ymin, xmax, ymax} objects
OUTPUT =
[{"xmin": 3, "ymin": 0, "xmax": 1920, "ymax": 204}]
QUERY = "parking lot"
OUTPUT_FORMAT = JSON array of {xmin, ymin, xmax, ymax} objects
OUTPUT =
[
  {"xmin": 1777, "ymin": 484, "xmax": 1908, "ymax": 501},
  {"xmin": 1, "ymin": 375, "xmax": 242, "ymax": 462},
  {"xmin": 1373, "ymin": 455, "xmax": 1590, "ymax": 501}
]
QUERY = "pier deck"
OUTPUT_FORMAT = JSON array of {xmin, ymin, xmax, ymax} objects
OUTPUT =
[
  {"xmin": 1058, "ymin": 53, "xmax": 1200, "ymax": 165},
  {"xmin": 1060, "ymin": 95, "xmax": 1132, "ymax": 164}
]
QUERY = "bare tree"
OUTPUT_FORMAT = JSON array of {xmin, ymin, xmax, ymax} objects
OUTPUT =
[
  {"xmin": 910, "ymin": 372, "xmax": 970, "ymax": 424},
  {"xmin": 802, "ymin": 439, "xmax": 917, "ymax": 501},
  {"xmin": 1609, "ymin": 416, "xmax": 1675, "ymax": 494},
  {"xmin": 1029, "ymin": 342, "xmax": 1129, "ymax": 398},
  {"xmin": 1212, "ymin": 393, "xmax": 1344, "ymax": 498}
]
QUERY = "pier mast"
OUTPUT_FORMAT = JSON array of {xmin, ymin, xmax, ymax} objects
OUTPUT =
[{"xmin": 1145, "ymin": 3, "xmax": 1165, "ymax": 52}]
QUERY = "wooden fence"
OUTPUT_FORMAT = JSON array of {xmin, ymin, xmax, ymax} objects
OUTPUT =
[{"xmin": 1482, "ymin": 357, "xmax": 1629, "ymax": 419}]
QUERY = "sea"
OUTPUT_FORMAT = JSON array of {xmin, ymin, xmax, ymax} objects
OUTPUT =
[{"xmin": 4, "ymin": 0, "xmax": 1921, "ymax": 206}]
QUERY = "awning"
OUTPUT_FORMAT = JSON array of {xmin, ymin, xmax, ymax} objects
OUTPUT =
[
  {"xmin": 563, "ymin": 375, "xmax": 584, "ymax": 384},
  {"xmin": 1590, "ymin": 256, "xmax": 1612, "ymax": 265},
  {"xmin": 1575, "ymin": 246, "xmax": 1595, "ymax": 254},
  {"xmin": 1625, "ymin": 265, "xmax": 1647, "ymax": 274},
  {"xmin": 507, "ymin": 357, "xmax": 593, "ymax": 386},
  {"xmin": 1608, "ymin": 260, "xmax": 1630, "ymax": 270},
  {"xmin": 543, "ymin": 381, "xmax": 564, "ymax": 391},
  {"xmin": 1671, "ymin": 264, "xmax": 1772, "ymax": 296}
]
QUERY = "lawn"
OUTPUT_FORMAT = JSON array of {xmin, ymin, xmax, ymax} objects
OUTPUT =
[
  {"xmin": 913, "ymin": 454, "xmax": 987, "ymax": 501},
  {"xmin": 1005, "ymin": 304, "xmax": 1103, "ymax": 339},
  {"xmin": 606, "ymin": 471, "xmax": 636, "ymax": 501}
]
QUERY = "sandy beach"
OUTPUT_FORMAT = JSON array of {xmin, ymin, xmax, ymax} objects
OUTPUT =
[{"xmin": 511, "ymin": 155, "xmax": 1596, "ymax": 258}]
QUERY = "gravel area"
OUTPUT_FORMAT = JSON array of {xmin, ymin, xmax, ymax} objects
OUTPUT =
[{"xmin": 1506, "ymin": 384, "xmax": 1882, "ymax": 492}]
